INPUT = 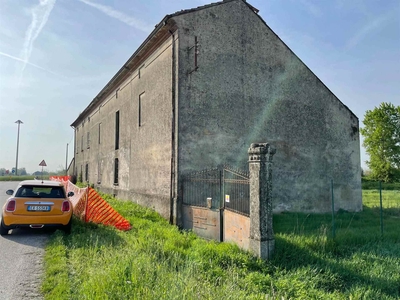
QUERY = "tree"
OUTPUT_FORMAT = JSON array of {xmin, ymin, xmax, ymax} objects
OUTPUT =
[
  {"xmin": 55, "ymin": 165, "xmax": 67, "ymax": 175},
  {"xmin": 360, "ymin": 102, "xmax": 400, "ymax": 182},
  {"xmin": 18, "ymin": 168, "xmax": 27, "ymax": 176}
]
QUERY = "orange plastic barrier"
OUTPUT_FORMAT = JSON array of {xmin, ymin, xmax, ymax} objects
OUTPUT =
[
  {"xmin": 85, "ymin": 187, "xmax": 132, "ymax": 231},
  {"xmin": 66, "ymin": 182, "xmax": 89, "ymax": 222},
  {"xmin": 51, "ymin": 179, "xmax": 131, "ymax": 231},
  {"xmin": 49, "ymin": 175, "xmax": 71, "ymax": 182}
]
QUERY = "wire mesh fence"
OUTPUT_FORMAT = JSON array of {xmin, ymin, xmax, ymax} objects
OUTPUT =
[
  {"xmin": 277, "ymin": 180, "xmax": 400, "ymax": 239},
  {"xmin": 182, "ymin": 164, "xmax": 399, "ymax": 238}
]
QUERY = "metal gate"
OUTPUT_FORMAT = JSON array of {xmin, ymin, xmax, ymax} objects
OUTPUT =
[
  {"xmin": 182, "ymin": 165, "xmax": 250, "ymax": 242},
  {"xmin": 223, "ymin": 166, "xmax": 250, "ymax": 216},
  {"xmin": 182, "ymin": 165, "xmax": 249, "ymax": 215}
]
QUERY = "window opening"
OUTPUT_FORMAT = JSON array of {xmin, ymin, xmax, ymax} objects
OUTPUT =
[
  {"xmin": 115, "ymin": 111, "xmax": 120, "ymax": 150},
  {"xmin": 114, "ymin": 158, "xmax": 119, "ymax": 185}
]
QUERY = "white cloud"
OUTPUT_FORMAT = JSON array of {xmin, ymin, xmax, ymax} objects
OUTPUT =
[
  {"xmin": 78, "ymin": 0, "xmax": 153, "ymax": 33},
  {"xmin": 346, "ymin": 10, "xmax": 395, "ymax": 49},
  {"xmin": 19, "ymin": 0, "xmax": 57, "ymax": 77},
  {"xmin": 0, "ymin": 51, "xmax": 61, "ymax": 76}
]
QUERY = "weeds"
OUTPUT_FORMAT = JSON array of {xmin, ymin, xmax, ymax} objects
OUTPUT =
[{"xmin": 42, "ymin": 190, "xmax": 400, "ymax": 299}]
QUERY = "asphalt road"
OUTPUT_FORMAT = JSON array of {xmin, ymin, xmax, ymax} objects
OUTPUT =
[{"xmin": 0, "ymin": 181, "xmax": 46, "ymax": 300}]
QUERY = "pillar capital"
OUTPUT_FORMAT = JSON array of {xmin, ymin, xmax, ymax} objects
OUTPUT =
[{"xmin": 248, "ymin": 143, "xmax": 276, "ymax": 162}]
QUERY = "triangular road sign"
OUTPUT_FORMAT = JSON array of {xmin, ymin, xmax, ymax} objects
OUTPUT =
[{"xmin": 39, "ymin": 160, "xmax": 47, "ymax": 167}]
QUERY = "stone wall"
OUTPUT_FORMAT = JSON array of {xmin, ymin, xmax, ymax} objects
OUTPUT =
[
  {"xmin": 73, "ymin": 35, "xmax": 178, "ymax": 219},
  {"xmin": 173, "ymin": 0, "xmax": 361, "ymax": 213}
]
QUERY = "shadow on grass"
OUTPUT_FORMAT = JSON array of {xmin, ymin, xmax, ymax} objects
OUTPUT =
[
  {"xmin": 271, "ymin": 208, "xmax": 400, "ymax": 298},
  {"xmin": 271, "ymin": 236, "xmax": 400, "ymax": 297},
  {"xmin": 59, "ymin": 217, "xmax": 129, "ymax": 249},
  {"xmin": 274, "ymin": 207, "xmax": 400, "ymax": 238}
]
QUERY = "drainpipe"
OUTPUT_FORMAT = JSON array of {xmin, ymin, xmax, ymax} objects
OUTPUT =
[{"xmin": 169, "ymin": 29, "xmax": 178, "ymax": 225}]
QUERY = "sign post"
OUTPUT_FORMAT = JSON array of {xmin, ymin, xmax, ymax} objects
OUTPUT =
[{"xmin": 39, "ymin": 160, "xmax": 47, "ymax": 182}]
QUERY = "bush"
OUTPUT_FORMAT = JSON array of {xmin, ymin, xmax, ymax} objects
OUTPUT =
[{"xmin": 361, "ymin": 177, "xmax": 400, "ymax": 190}]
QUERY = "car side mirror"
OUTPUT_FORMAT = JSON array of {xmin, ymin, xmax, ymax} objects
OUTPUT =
[
  {"xmin": 6, "ymin": 190, "xmax": 13, "ymax": 195},
  {"xmin": 67, "ymin": 191, "xmax": 74, "ymax": 197}
]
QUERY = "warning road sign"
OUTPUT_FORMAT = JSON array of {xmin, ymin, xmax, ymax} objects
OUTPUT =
[{"xmin": 39, "ymin": 160, "xmax": 47, "ymax": 167}]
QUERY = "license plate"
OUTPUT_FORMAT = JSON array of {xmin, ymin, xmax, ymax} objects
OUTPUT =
[{"xmin": 27, "ymin": 205, "xmax": 51, "ymax": 212}]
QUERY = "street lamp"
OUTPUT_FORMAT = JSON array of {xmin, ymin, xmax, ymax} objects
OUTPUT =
[
  {"xmin": 65, "ymin": 143, "xmax": 69, "ymax": 176},
  {"xmin": 15, "ymin": 120, "xmax": 23, "ymax": 176}
]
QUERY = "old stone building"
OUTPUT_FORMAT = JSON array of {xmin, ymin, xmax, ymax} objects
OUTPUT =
[{"xmin": 71, "ymin": 0, "xmax": 362, "ymax": 228}]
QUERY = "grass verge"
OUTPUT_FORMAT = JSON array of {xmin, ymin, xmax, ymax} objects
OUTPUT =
[
  {"xmin": 0, "ymin": 175, "xmax": 50, "ymax": 181},
  {"xmin": 42, "ymin": 191, "xmax": 400, "ymax": 299}
]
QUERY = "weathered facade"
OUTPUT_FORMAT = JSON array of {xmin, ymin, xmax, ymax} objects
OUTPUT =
[{"xmin": 71, "ymin": 0, "xmax": 362, "ymax": 225}]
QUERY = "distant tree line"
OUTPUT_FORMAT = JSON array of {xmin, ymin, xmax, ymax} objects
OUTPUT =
[
  {"xmin": 0, "ymin": 168, "xmax": 27, "ymax": 176},
  {"xmin": 0, "ymin": 167, "xmax": 66, "ymax": 176}
]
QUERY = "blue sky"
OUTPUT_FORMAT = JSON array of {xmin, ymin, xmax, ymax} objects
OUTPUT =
[{"xmin": 0, "ymin": 0, "xmax": 399, "ymax": 174}]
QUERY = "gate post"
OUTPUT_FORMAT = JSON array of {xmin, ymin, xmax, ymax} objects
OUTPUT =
[{"xmin": 248, "ymin": 143, "xmax": 276, "ymax": 260}]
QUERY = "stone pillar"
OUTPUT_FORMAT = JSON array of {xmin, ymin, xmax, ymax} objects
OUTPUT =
[{"xmin": 248, "ymin": 143, "xmax": 276, "ymax": 260}]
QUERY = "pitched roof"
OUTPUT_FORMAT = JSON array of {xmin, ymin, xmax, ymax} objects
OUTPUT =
[
  {"xmin": 166, "ymin": 0, "xmax": 259, "ymax": 18},
  {"xmin": 71, "ymin": 0, "xmax": 357, "ymax": 127}
]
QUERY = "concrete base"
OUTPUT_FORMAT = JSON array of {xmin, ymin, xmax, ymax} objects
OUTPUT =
[{"xmin": 249, "ymin": 238, "xmax": 275, "ymax": 260}]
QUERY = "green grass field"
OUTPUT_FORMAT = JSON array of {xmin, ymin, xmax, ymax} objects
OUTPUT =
[
  {"xmin": 362, "ymin": 189, "xmax": 400, "ymax": 209},
  {"xmin": 0, "ymin": 175, "xmax": 50, "ymax": 181},
  {"xmin": 41, "ymin": 190, "xmax": 400, "ymax": 299}
]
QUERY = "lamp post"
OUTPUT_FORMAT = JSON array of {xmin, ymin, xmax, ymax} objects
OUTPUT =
[
  {"xmin": 65, "ymin": 143, "xmax": 68, "ymax": 175},
  {"xmin": 15, "ymin": 120, "xmax": 23, "ymax": 176}
]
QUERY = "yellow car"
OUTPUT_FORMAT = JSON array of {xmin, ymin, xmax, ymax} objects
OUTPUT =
[{"xmin": 1, "ymin": 180, "xmax": 74, "ymax": 235}]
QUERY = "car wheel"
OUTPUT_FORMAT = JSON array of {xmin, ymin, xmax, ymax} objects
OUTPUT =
[
  {"xmin": 0, "ymin": 219, "xmax": 9, "ymax": 236},
  {"xmin": 63, "ymin": 218, "xmax": 72, "ymax": 235}
]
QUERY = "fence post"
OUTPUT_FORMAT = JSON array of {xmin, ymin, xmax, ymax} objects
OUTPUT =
[
  {"xmin": 331, "ymin": 179, "xmax": 336, "ymax": 239},
  {"xmin": 379, "ymin": 181, "xmax": 383, "ymax": 236},
  {"xmin": 220, "ymin": 167, "xmax": 224, "ymax": 242},
  {"xmin": 248, "ymin": 143, "xmax": 276, "ymax": 260}
]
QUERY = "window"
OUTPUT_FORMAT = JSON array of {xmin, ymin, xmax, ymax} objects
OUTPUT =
[
  {"xmin": 97, "ymin": 161, "xmax": 102, "ymax": 184},
  {"xmin": 81, "ymin": 136, "xmax": 83, "ymax": 152},
  {"xmin": 139, "ymin": 65, "xmax": 144, "ymax": 78},
  {"xmin": 114, "ymin": 158, "xmax": 119, "ymax": 185},
  {"xmin": 16, "ymin": 186, "xmax": 65, "ymax": 198},
  {"xmin": 115, "ymin": 111, "xmax": 120, "ymax": 150},
  {"xmin": 98, "ymin": 123, "xmax": 101, "ymax": 144},
  {"xmin": 87, "ymin": 132, "xmax": 90, "ymax": 149},
  {"xmin": 139, "ymin": 92, "xmax": 145, "ymax": 127},
  {"xmin": 85, "ymin": 164, "xmax": 89, "ymax": 182}
]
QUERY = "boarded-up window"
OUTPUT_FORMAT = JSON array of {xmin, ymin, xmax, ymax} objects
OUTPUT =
[
  {"xmin": 98, "ymin": 123, "xmax": 101, "ymax": 144},
  {"xmin": 139, "ymin": 92, "xmax": 145, "ymax": 127},
  {"xmin": 138, "ymin": 65, "xmax": 144, "ymax": 78},
  {"xmin": 97, "ymin": 160, "xmax": 102, "ymax": 184}
]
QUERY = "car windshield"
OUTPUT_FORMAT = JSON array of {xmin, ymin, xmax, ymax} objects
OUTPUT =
[{"xmin": 15, "ymin": 185, "xmax": 65, "ymax": 198}]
